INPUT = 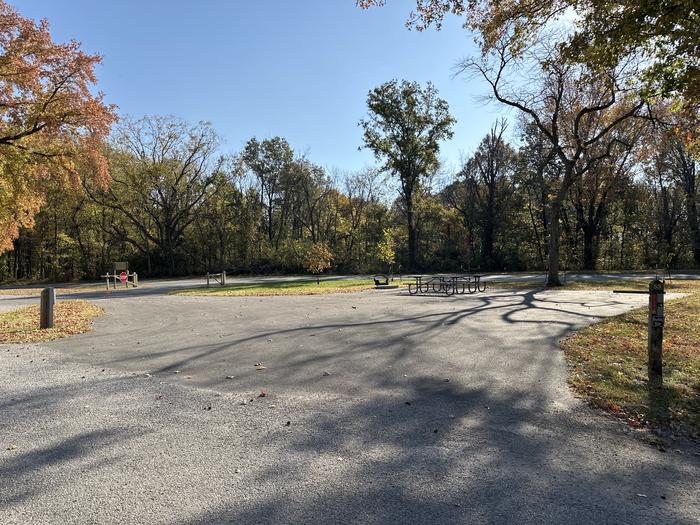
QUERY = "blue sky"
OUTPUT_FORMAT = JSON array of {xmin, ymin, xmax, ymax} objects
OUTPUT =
[{"xmin": 12, "ymin": 0, "xmax": 507, "ymax": 174}]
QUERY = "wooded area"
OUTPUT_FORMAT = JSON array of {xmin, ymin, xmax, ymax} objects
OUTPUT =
[
  {"xmin": 1, "ymin": 0, "xmax": 698, "ymax": 282},
  {"xmin": 2, "ymin": 105, "xmax": 697, "ymax": 281}
]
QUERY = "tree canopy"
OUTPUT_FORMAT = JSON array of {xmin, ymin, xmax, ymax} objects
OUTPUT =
[
  {"xmin": 360, "ymin": 79, "xmax": 455, "ymax": 269},
  {"xmin": 0, "ymin": 0, "xmax": 117, "ymax": 252},
  {"xmin": 358, "ymin": 0, "xmax": 700, "ymax": 105}
]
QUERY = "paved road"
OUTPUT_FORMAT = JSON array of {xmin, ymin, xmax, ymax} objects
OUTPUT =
[
  {"xmin": 1, "ymin": 286, "xmax": 699, "ymax": 524},
  {"xmin": 1, "ymin": 270, "xmax": 698, "ymax": 299}
]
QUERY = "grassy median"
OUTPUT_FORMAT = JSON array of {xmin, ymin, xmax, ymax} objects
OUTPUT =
[
  {"xmin": 562, "ymin": 280, "xmax": 700, "ymax": 438},
  {"xmin": 172, "ymin": 279, "xmax": 377, "ymax": 297},
  {"xmin": 0, "ymin": 300, "xmax": 104, "ymax": 344}
]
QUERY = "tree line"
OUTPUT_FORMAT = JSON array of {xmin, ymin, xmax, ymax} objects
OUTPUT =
[
  {"xmin": 1, "ymin": 0, "xmax": 698, "ymax": 283},
  {"xmin": 2, "ymin": 97, "xmax": 697, "ymax": 281}
]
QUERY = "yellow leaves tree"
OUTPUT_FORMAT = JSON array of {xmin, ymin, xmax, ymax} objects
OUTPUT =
[
  {"xmin": 304, "ymin": 242, "xmax": 333, "ymax": 284},
  {"xmin": 0, "ymin": 1, "xmax": 117, "ymax": 252}
]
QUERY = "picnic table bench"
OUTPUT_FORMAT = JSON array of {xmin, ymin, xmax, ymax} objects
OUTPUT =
[{"xmin": 407, "ymin": 274, "xmax": 486, "ymax": 296}]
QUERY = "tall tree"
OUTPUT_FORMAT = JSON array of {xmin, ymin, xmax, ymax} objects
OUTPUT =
[
  {"xmin": 454, "ymin": 120, "xmax": 516, "ymax": 267},
  {"xmin": 0, "ymin": 1, "xmax": 117, "ymax": 252},
  {"xmin": 655, "ymin": 111, "xmax": 700, "ymax": 266},
  {"xmin": 87, "ymin": 116, "xmax": 224, "ymax": 275},
  {"xmin": 241, "ymin": 137, "xmax": 294, "ymax": 247},
  {"xmin": 359, "ymin": 80, "xmax": 454, "ymax": 269},
  {"xmin": 461, "ymin": 40, "xmax": 649, "ymax": 285}
]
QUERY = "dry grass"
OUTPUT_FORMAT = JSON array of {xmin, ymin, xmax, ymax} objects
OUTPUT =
[
  {"xmin": 0, "ymin": 300, "xmax": 104, "ymax": 344},
  {"xmin": 562, "ymin": 280, "xmax": 700, "ymax": 438},
  {"xmin": 172, "ymin": 279, "xmax": 377, "ymax": 297}
]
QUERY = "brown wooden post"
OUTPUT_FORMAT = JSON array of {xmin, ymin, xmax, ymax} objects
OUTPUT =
[
  {"xmin": 648, "ymin": 279, "xmax": 664, "ymax": 386},
  {"xmin": 206, "ymin": 273, "xmax": 210, "ymax": 288},
  {"xmin": 40, "ymin": 287, "xmax": 56, "ymax": 329},
  {"xmin": 222, "ymin": 270, "xmax": 226, "ymax": 286}
]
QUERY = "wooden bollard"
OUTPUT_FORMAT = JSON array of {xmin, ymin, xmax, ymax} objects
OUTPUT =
[
  {"xmin": 40, "ymin": 287, "xmax": 56, "ymax": 329},
  {"xmin": 221, "ymin": 270, "xmax": 226, "ymax": 286},
  {"xmin": 648, "ymin": 279, "xmax": 664, "ymax": 386}
]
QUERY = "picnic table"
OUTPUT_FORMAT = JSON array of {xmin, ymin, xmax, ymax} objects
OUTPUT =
[{"xmin": 407, "ymin": 274, "xmax": 486, "ymax": 296}]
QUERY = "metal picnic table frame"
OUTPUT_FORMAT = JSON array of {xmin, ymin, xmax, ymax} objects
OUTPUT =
[{"xmin": 407, "ymin": 274, "xmax": 486, "ymax": 296}]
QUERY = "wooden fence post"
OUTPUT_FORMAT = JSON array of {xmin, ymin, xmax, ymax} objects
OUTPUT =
[
  {"xmin": 40, "ymin": 287, "xmax": 56, "ymax": 329},
  {"xmin": 222, "ymin": 270, "xmax": 226, "ymax": 286}
]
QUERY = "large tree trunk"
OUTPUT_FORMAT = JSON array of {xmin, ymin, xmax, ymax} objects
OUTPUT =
[
  {"xmin": 582, "ymin": 226, "xmax": 597, "ymax": 271},
  {"xmin": 547, "ymin": 199, "xmax": 563, "ymax": 286},
  {"xmin": 546, "ymin": 165, "xmax": 575, "ymax": 287},
  {"xmin": 687, "ymin": 193, "xmax": 700, "ymax": 267},
  {"xmin": 407, "ymin": 204, "xmax": 417, "ymax": 271},
  {"xmin": 482, "ymin": 192, "xmax": 495, "ymax": 267}
]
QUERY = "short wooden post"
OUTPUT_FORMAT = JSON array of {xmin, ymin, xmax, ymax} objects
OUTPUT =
[
  {"xmin": 206, "ymin": 272, "xmax": 210, "ymax": 288},
  {"xmin": 40, "ymin": 287, "xmax": 56, "ymax": 329},
  {"xmin": 648, "ymin": 279, "xmax": 664, "ymax": 386},
  {"xmin": 221, "ymin": 270, "xmax": 226, "ymax": 286},
  {"xmin": 104, "ymin": 274, "xmax": 110, "ymax": 290},
  {"xmin": 133, "ymin": 272, "xmax": 138, "ymax": 287}
]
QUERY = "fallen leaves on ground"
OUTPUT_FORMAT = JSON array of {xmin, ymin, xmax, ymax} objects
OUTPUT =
[
  {"xmin": 0, "ymin": 300, "xmax": 104, "ymax": 344},
  {"xmin": 562, "ymin": 280, "xmax": 700, "ymax": 438}
]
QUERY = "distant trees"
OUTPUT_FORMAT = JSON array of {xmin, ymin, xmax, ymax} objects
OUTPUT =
[
  {"xmin": 241, "ymin": 137, "xmax": 294, "ymax": 247},
  {"xmin": 86, "ymin": 117, "xmax": 224, "ymax": 275},
  {"xmin": 360, "ymin": 80, "xmax": 455, "ymax": 270},
  {"xmin": 0, "ymin": 1, "xmax": 117, "ymax": 252},
  {"xmin": 3, "ymin": 110, "xmax": 700, "ymax": 282},
  {"xmin": 447, "ymin": 120, "xmax": 516, "ymax": 268}
]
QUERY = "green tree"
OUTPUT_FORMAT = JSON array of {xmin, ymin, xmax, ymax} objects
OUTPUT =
[
  {"xmin": 376, "ymin": 227, "xmax": 396, "ymax": 274},
  {"xmin": 241, "ymin": 137, "xmax": 294, "ymax": 247},
  {"xmin": 360, "ymin": 80, "xmax": 455, "ymax": 270}
]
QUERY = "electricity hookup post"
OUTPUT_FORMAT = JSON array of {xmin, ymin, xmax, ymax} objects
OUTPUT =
[
  {"xmin": 614, "ymin": 279, "xmax": 665, "ymax": 387},
  {"xmin": 647, "ymin": 279, "xmax": 664, "ymax": 387}
]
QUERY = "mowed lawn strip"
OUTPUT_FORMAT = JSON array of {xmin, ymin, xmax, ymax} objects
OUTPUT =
[
  {"xmin": 562, "ymin": 280, "xmax": 700, "ymax": 438},
  {"xmin": 0, "ymin": 300, "xmax": 104, "ymax": 344},
  {"xmin": 172, "ymin": 279, "xmax": 378, "ymax": 297},
  {"xmin": 0, "ymin": 285, "xmax": 127, "ymax": 296},
  {"xmin": 490, "ymin": 278, "xmax": 683, "ymax": 291}
]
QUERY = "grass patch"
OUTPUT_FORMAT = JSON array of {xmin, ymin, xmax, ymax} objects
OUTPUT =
[
  {"xmin": 561, "ymin": 280, "xmax": 700, "ymax": 438},
  {"xmin": 0, "ymin": 300, "xmax": 104, "ymax": 344},
  {"xmin": 491, "ymin": 278, "xmax": 666, "ymax": 291},
  {"xmin": 0, "ymin": 285, "xmax": 115, "ymax": 296},
  {"xmin": 172, "ymin": 279, "xmax": 377, "ymax": 297}
]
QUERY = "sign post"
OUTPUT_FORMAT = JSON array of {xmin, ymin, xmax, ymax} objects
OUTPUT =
[
  {"xmin": 648, "ymin": 279, "xmax": 664, "ymax": 386},
  {"xmin": 613, "ymin": 279, "xmax": 666, "ymax": 387}
]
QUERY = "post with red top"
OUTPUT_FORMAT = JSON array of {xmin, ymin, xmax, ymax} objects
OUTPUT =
[{"xmin": 648, "ymin": 279, "xmax": 664, "ymax": 386}]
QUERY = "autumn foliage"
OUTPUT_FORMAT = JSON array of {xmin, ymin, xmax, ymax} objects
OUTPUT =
[
  {"xmin": 0, "ymin": 1, "xmax": 117, "ymax": 253},
  {"xmin": 304, "ymin": 243, "xmax": 333, "ymax": 283}
]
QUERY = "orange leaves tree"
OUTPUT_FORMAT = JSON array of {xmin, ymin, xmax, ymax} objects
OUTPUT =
[{"xmin": 0, "ymin": 1, "xmax": 117, "ymax": 253}]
